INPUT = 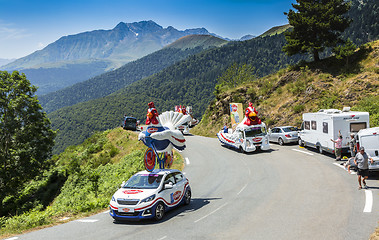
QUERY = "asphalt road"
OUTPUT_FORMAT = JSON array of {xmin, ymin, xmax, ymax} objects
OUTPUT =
[{"xmin": 6, "ymin": 135, "xmax": 379, "ymax": 240}]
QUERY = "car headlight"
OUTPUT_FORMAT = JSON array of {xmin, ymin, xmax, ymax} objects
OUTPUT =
[
  {"xmin": 111, "ymin": 195, "xmax": 116, "ymax": 202},
  {"xmin": 246, "ymin": 140, "xmax": 251, "ymax": 147},
  {"xmin": 141, "ymin": 194, "xmax": 155, "ymax": 203}
]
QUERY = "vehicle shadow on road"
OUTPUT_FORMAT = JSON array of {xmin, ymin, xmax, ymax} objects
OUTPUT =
[
  {"xmin": 113, "ymin": 197, "xmax": 221, "ymax": 225},
  {"xmin": 220, "ymin": 145, "xmax": 276, "ymax": 155}
]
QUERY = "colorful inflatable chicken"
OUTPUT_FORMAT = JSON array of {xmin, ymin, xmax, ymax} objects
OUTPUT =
[
  {"xmin": 139, "ymin": 103, "xmax": 191, "ymax": 153},
  {"xmin": 243, "ymin": 102, "xmax": 261, "ymax": 126}
]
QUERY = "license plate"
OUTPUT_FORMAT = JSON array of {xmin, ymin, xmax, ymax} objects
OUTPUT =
[{"xmin": 119, "ymin": 207, "xmax": 134, "ymax": 213}]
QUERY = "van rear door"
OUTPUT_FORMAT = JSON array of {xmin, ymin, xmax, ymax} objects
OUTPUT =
[{"xmin": 360, "ymin": 134, "xmax": 379, "ymax": 158}]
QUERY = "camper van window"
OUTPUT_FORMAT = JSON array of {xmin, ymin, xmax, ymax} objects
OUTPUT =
[
  {"xmin": 305, "ymin": 121, "xmax": 310, "ymax": 130},
  {"xmin": 323, "ymin": 122, "xmax": 328, "ymax": 133},
  {"xmin": 350, "ymin": 122, "xmax": 367, "ymax": 132},
  {"xmin": 311, "ymin": 121, "xmax": 317, "ymax": 130}
]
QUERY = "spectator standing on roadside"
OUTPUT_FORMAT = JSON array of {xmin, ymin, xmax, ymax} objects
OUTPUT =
[
  {"xmin": 349, "ymin": 133, "xmax": 357, "ymax": 157},
  {"xmin": 331, "ymin": 132, "xmax": 343, "ymax": 161},
  {"xmin": 354, "ymin": 147, "xmax": 374, "ymax": 190},
  {"xmin": 223, "ymin": 123, "xmax": 228, "ymax": 133}
]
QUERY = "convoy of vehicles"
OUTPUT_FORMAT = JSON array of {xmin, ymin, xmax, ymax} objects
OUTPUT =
[
  {"xmin": 109, "ymin": 169, "xmax": 191, "ymax": 221},
  {"xmin": 268, "ymin": 126, "xmax": 298, "ymax": 145},
  {"xmin": 298, "ymin": 108, "xmax": 370, "ymax": 154},
  {"xmin": 112, "ymin": 106, "xmax": 377, "ymax": 223}
]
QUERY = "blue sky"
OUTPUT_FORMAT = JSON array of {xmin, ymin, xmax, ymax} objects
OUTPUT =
[{"xmin": 0, "ymin": 0, "xmax": 295, "ymax": 59}]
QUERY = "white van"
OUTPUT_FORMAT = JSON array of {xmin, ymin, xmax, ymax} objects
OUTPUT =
[
  {"xmin": 356, "ymin": 127, "xmax": 379, "ymax": 171},
  {"xmin": 298, "ymin": 108, "xmax": 370, "ymax": 154}
]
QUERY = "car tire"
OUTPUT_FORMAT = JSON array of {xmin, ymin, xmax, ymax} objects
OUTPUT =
[
  {"xmin": 278, "ymin": 138, "xmax": 284, "ymax": 146},
  {"xmin": 239, "ymin": 147, "xmax": 245, "ymax": 154},
  {"xmin": 317, "ymin": 145, "xmax": 323, "ymax": 154},
  {"xmin": 298, "ymin": 138, "xmax": 304, "ymax": 147},
  {"xmin": 154, "ymin": 202, "xmax": 165, "ymax": 221},
  {"xmin": 184, "ymin": 189, "xmax": 191, "ymax": 205}
]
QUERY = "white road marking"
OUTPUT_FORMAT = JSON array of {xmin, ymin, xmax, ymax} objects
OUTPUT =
[
  {"xmin": 237, "ymin": 183, "xmax": 248, "ymax": 195},
  {"xmin": 76, "ymin": 219, "xmax": 99, "ymax": 223},
  {"xmin": 332, "ymin": 163, "xmax": 356, "ymax": 174},
  {"xmin": 333, "ymin": 163, "xmax": 373, "ymax": 212},
  {"xmin": 364, "ymin": 190, "xmax": 373, "ymax": 213},
  {"xmin": 185, "ymin": 157, "xmax": 190, "ymax": 165},
  {"xmin": 157, "ymin": 236, "xmax": 167, "ymax": 240},
  {"xmin": 194, "ymin": 203, "xmax": 228, "ymax": 223},
  {"xmin": 292, "ymin": 149, "xmax": 314, "ymax": 156},
  {"xmin": 4, "ymin": 237, "xmax": 18, "ymax": 240},
  {"xmin": 333, "ymin": 162, "xmax": 346, "ymax": 170}
]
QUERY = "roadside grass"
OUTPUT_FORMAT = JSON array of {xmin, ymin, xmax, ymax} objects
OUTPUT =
[{"xmin": 0, "ymin": 128, "xmax": 184, "ymax": 238}]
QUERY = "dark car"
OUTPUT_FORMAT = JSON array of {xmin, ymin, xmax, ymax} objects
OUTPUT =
[{"xmin": 122, "ymin": 116, "xmax": 138, "ymax": 131}]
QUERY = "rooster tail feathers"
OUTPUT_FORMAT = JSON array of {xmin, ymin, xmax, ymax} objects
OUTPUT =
[{"xmin": 159, "ymin": 111, "xmax": 192, "ymax": 130}]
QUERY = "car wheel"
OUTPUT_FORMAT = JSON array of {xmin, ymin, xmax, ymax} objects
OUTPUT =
[
  {"xmin": 184, "ymin": 189, "xmax": 191, "ymax": 205},
  {"xmin": 278, "ymin": 138, "xmax": 284, "ymax": 146},
  {"xmin": 317, "ymin": 145, "xmax": 323, "ymax": 154},
  {"xmin": 298, "ymin": 138, "xmax": 304, "ymax": 147},
  {"xmin": 154, "ymin": 202, "xmax": 165, "ymax": 221},
  {"xmin": 239, "ymin": 147, "xmax": 245, "ymax": 153}
]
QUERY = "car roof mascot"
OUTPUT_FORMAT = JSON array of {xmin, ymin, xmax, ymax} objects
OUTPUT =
[
  {"xmin": 243, "ymin": 102, "xmax": 261, "ymax": 126},
  {"xmin": 146, "ymin": 101, "xmax": 160, "ymax": 125}
]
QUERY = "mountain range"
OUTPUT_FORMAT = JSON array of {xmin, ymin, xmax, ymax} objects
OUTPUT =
[
  {"xmin": 1, "ymin": 21, "xmax": 222, "ymax": 95},
  {"xmin": 39, "ymin": 34, "xmax": 227, "ymax": 113}
]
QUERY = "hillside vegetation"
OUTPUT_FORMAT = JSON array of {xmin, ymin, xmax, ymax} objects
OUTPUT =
[
  {"xmin": 48, "ymin": 33, "xmax": 305, "ymax": 154},
  {"xmin": 39, "ymin": 35, "xmax": 227, "ymax": 114},
  {"xmin": 0, "ymin": 127, "xmax": 184, "ymax": 237},
  {"xmin": 191, "ymin": 40, "xmax": 379, "ymax": 137}
]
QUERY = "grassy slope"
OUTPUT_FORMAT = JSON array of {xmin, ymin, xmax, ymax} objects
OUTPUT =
[
  {"xmin": 0, "ymin": 127, "xmax": 184, "ymax": 237},
  {"xmin": 191, "ymin": 40, "xmax": 379, "ymax": 136},
  {"xmin": 259, "ymin": 24, "xmax": 291, "ymax": 38}
]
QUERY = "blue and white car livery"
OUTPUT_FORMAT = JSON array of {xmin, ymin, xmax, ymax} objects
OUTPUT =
[{"xmin": 109, "ymin": 169, "xmax": 191, "ymax": 221}]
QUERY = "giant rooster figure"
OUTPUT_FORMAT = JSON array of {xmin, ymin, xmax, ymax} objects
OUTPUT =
[
  {"xmin": 242, "ymin": 102, "xmax": 261, "ymax": 126},
  {"xmin": 139, "ymin": 102, "xmax": 192, "ymax": 171},
  {"xmin": 145, "ymin": 102, "xmax": 159, "ymax": 125},
  {"xmin": 216, "ymin": 102, "xmax": 270, "ymax": 153}
]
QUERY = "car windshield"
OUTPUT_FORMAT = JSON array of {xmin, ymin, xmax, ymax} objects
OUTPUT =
[
  {"xmin": 245, "ymin": 127, "xmax": 267, "ymax": 137},
  {"xmin": 125, "ymin": 118, "xmax": 137, "ymax": 124},
  {"xmin": 123, "ymin": 174, "xmax": 163, "ymax": 189},
  {"xmin": 282, "ymin": 127, "xmax": 297, "ymax": 132}
]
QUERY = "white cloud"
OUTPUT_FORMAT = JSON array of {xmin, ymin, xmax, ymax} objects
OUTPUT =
[{"xmin": 0, "ymin": 21, "xmax": 31, "ymax": 40}]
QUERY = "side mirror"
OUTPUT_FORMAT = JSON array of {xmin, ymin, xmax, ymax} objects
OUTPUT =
[
  {"xmin": 164, "ymin": 183, "xmax": 173, "ymax": 190},
  {"xmin": 120, "ymin": 181, "xmax": 125, "ymax": 188}
]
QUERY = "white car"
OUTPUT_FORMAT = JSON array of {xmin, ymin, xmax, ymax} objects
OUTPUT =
[{"xmin": 109, "ymin": 169, "xmax": 191, "ymax": 221}]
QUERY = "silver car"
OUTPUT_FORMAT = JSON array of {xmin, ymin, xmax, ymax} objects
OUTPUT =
[{"xmin": 268, "ymin": 126, "xmax": 298, "ymax": 145}]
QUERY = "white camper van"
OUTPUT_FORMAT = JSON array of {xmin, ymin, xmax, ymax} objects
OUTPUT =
[
  {"xmin": 298, "ymin": 108, "xmax": 370, "ymax": 154},
  {"xmin": 356, "ymin": 127, "xmax": 379, "ymax": 171}
]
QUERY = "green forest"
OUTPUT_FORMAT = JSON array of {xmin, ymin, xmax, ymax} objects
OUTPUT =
[{"xmin": 39, "ymin": 43, "xmax": 226, "ymax": 114}]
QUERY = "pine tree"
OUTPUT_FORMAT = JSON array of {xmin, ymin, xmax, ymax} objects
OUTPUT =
[{"xmin": 283, "ymin": 0, "xmax": 351, "ymax": 61}]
